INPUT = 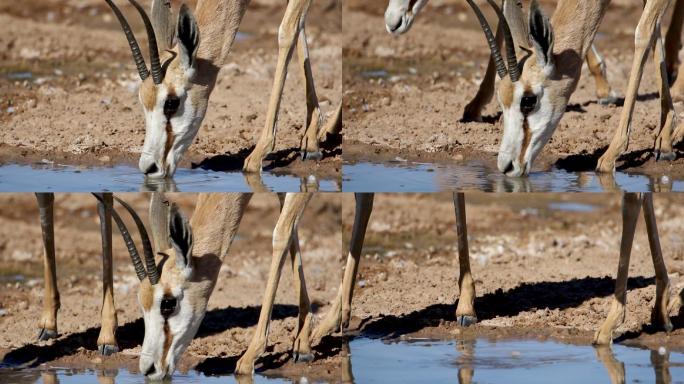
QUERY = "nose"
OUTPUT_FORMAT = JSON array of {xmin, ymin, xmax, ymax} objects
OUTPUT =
[
  {"xmin": 384, "ymin": 9, "xmax": 404, "ymax": 33},
  {"xmin": 144, "ymin": 163, "xmax": 159, "ymax": 175},
  {"xmin": 502, "ymin": 161, "xmax": 514, "ymax": 175},
  {"xmin": 145, "ymin": 364, "xmax": 156, "ymax": 377}
]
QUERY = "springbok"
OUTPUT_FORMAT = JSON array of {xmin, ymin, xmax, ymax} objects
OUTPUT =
[
  {"xmin": 35, "ymin": 192, "xmax": 318, "ymax": 379},
  {"xmin": 463, "ymin": 0, "xmax": 683, "ymax": 176},
  {"xmin": 312, "ymin": 192, "xmax": 677, "ymax": 346},
  {"xmin": 104, "ymin": 0, "xmax": 340, "ymax": 179},
  {"xmin": 382, "ymin": 0, "xmax": 616, "ymax": 122}
]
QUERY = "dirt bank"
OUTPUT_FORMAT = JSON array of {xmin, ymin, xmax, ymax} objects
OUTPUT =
[
  {"xmin": 0, "ymin": 0, "xmax": 341, "ymax": 179},
  {"xmin": 343, "ymin": 0, "xmax": 684, "ymax": 175}
]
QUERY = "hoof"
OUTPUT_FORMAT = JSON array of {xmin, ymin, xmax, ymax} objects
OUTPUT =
[
  {"xmin": 301, "ymin": 150, "xmax": 322, "ymax": 161},
  {"xmin": 294, "ymin": 351, "xmax": 314, "ymax": 363},
  {"xmin": 456, "ymin": 315, "xmax": 477, "ymax": 327},
  {"xmin": 597, "ymin": 95, "xmax": 619, "ymax": 106},
  {"xmin": 37, "ymin": 328, "xmax": 58, "ymax": 341},
  {"xmin": 98, "ymin": 344, "xmax": 119, "ymax": 356},
  {"xmin": 656, "ymin": 150, "xmax": 677, "ymax": 162}
]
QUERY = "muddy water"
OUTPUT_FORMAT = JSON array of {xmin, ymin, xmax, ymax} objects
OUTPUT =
[
  {"xmin": 0, "ymin": 164, "xmax": 339, "ymax": 192},
  {"xmin": 343, "ymin": 160, "xmax": 683, "ymax": 192},
  {"xmin": 2, "ymin": 337, "xmax": 682, "ymax": 383}
]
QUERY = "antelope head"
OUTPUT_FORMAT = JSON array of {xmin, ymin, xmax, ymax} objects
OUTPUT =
[
  {"xmin": 99, "ymin": 194, "xmax": 201, "ymax": 380},
  {"xmin": 105, "ymin": 0, "xmax": 202, "ymax": 179},
  {"xmin": 384, "ymin": 0, "xmax": 429, "ymax": 34},
  {"xmin": 468, "ymin": 0, "xmax": 564, "ymax": 177}
]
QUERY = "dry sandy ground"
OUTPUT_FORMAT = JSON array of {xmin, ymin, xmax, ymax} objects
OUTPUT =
[
  {"xmin": 0, "ymin": 0, "xmax": 341, "ymax": 179},
  {"xmin": 345, "ymin": 193, "xmax": 684, "ymax": 353},
  {"xmin": 0, "ymin": 193, "xmax": 345, "ymax": 380},
  {"xmin": 3, "ymin": 193, "xmax": 684, "ymax": 380},
  {"xmin": 343, "ymin": 0, "xmax": 684, "ymax": 176}
]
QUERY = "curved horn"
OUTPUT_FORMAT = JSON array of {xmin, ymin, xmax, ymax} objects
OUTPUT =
[
  {"xmin": 104, "ymin": 0, "xmax": 150, "ymax": 81},
  {"xmin": 92, "ymin": 193, "xmax": 148, "ymax": 282},
  {"xmin": 113, "ymin": 196, "xmax": 160, "ymax": 285},
  {"xmin": 126, "ymin": 0, "xmax": 163, "ymax": 84},
  {"xmin": 486, "ymin": 0, "xmax": 520, "ymax": 82},
  {"xmin": 465, "ymin": 0, "xmax": 508, "ymax": 79}
]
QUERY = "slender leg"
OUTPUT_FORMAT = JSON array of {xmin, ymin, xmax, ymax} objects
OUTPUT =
[
  {"xmin": 594, "ymin": 193, "xmax": 642, "ymax": 345},
  {"xmin": 651, "ymin": 348, "xmax": 672, "ymax": 383},
  {"xmin": 665, "ymin": 0, "xmax": 684, "ymax": 83},
  {"xmin": 653, "ymin": 22, "xmax": 679, "ymax": 161},
  {"xmin": 462, "ymin": 21, "xmax": 502, "ymax": 122},
  {"xmin": 296, "ymin": 24, "xmax": 323, "ymax": 160},
  {"xmin": 642, "ymin": 193, "xmax": 673, "ymax": 332},
  {"xmin": 596, "ymin": 0, "xmax": 671, "ymax": 173},
  {"xmin": 319, "ymin": 102, "xmax": 342, "ymax": 139},
  {"xmin": 454, "ymin": 193, "xmax": 477, "ymax": 326},
  {"xmin": 235, "ymin": 193, "xmax": 312, "ymax": 375},
  {"xmin": 276, "ymin": 194, "xmax": 314, "ymax": 363},
  {"xmin": 36, "ymin": 193, "xmax": 59, "ymax": 341},
  {"xmin": 586, "ymin": 44, "xmax": 617, "ymax": 104},
  {"xmin": 595, "ymin": 346, "xmax": 626, "ymax": 384},
  {"xmin": 243, "ymin": 0, "xmax": 313, "ymax": 172},
  {"xmin": 312, "ymin": 193, "xmax": 374, "ymax": 341},
  {"xmin": 97, "ymin": 193, "xmax": 118, "ymax": 355}
]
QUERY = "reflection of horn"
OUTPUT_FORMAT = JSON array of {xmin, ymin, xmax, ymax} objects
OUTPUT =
[{"xmin": 594, "ymin": 346, "xmax": 625, "ymax": 384}]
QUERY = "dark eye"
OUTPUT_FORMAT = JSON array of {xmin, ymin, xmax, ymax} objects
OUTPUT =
[
  {"xmin": 520, "ymin": 94, "xmax": 537, "ymax": 115},
  {"xmin": 164, "ymin": 96, "xmax": 180, "ymax": 117},
  {"xmin": 160, "ymin": 296, "xmax": 177, "ymax": 318}
]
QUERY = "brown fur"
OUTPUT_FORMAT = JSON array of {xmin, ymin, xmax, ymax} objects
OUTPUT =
[{"xmin": 140, "ymin": 79, "xmax": 158, "ymax": 111}]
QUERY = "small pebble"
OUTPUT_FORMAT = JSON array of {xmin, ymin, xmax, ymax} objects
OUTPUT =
[
  {"xmin": 658, "ymin": 346, "xmax": 667, "ymax": 356},
  {"xmin": 6, "ymin": 106, "xmax": 15, "ymax": 114}
]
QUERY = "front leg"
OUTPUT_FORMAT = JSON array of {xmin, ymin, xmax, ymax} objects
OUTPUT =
[
  {"xmin": 597, "ymin": 0, "xmax": 669, "ymax": 172},
  {"xmin": 243, "ymin": 0, "xmax": 313, "ymax": 173},
  {"xmin": 642, "ymin": 193, "xmax": 673, "ymax": 332},
  {"xmin": 96, "ymin": 193, "xmax": 118, "ymax": 355},
  {"xmin": 297, "ymin": 24, "xmax": 324, "ymax": 160},
  {"xmin": 235, "ymin": 193, "xmax": 312, "ymax": 375},
  {"xmin": 453, "ymin": 193, "xmax": 477, "ymax": 326},
  {"xmin": 586, "ymin": 44, "xmax": 617, "ymax": 105},
  {"xmin": 594, "ymin": 193, "xmax": 642, "ymax": 345},
  {"xmin": 312, "ymin": 193, "xmax": 374, "ymax": 341},
  {"xmin": 36, "ymin": 193, "xmax": 59, "ymax": 341}
]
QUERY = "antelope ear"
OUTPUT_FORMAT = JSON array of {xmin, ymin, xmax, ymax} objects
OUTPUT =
[
  {"xmin": 168, "ymin": 203, "xmax": 193, "ymax": 272},
  {"xmin": 176, "ymin": 4, "xmax": 199, "ymax": 73},
  {"xmin": 528, "ymin": 0, "xmax": 554, "ymax": 69}
]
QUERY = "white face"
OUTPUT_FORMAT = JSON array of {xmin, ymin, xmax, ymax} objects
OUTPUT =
[
  {"xmin": 384, "ymin": 0, "xmax": 429, "ymax": 34},
  {"xmin": 137, "ymin": 66, "xmax": 202, "ymax": 180},
  {"xmin": 496, "ymin": 76, "xmax": 566, "ymax": 177},
  {"xmin": 138, "ymin": 281, "xmax": 204, "ymax": 381}
]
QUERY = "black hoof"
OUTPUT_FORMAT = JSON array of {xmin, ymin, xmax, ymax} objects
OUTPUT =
[
  {"xmin": 456, "ymin": 315, "xmax": 477, "ymax": 327},
  {"xmin": 294, "ymin": 351, "xmax": 314, "ymax": 363},
  {"xmin": 597, "ymin": 95, "xmax": 619, "ymax": 105},
  {"xmin": 37, "ymin": 328, "xmax": 58, "ymax": 341},
  {"xmin": 656, "ymin": 150, "xmax": 676, "ymax": 162},
  {"xmin": 98, "ymin": 344, "xmax": 119, "ymax": 356},
  {"xmin": 301, "ymin": 150, "xmax": 323, "ymax": 161}
]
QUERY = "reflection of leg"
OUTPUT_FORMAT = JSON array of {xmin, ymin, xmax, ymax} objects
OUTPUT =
[
  {"xmin": 235, "ymin": 193, "xmax": 311, "ymax": 375},
  {"xmin": 586, "ymin": 44, "xmax": 616, "ymax": 104},
  {"xmin": 312, "ymin": 193, "xmax": 374, "ymax": 340},
  {"xmin": 96, "ymin": 193, "xmax": 118, "ymax": 355},
  {"xmin": 456, "ymin": 338, "xmax": 475, "ymax": 384},
  {"xmin": 650, "ymin": 348, "xmax": 672, "ymax": 383},
  {"xmin": 642, "ymin": 193, "xmax": 673, "ymax": 332},
  {"xmin": 595, "ymin": 346, "xmax": 626, "ymax": 384},
  {"xmin": 454, "ymin": 193, "xmax": 476, "ymax": 326},
  {"xmin": 341, "ymin": 340, "xmax": 354, "ymax": 383},
  {"xmin": 36, "ymin": 193, "xmax": 59, "ymax": 341},
  {"xmin": 594, "ymin": 193, "xmax": 641, "ymax": 345}
]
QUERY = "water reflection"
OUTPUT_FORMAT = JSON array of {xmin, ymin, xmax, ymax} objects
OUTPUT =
[
  {"xmin": 0, "ymin": 163, "xmax": 339, "ymax": 192},
  {"xmin": 343, "ymin": 160, "xmax": 682, "ymax": 192}
]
